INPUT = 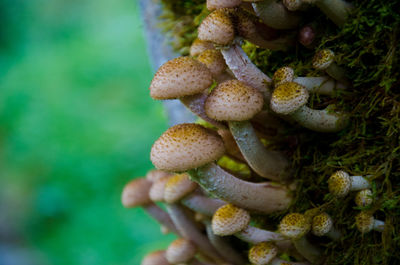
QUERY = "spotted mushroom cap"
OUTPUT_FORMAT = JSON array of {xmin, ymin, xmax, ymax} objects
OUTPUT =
[
  {"xmin": 149, "ymin": 176, "xmax": 171, "ymax": 202},
  {"xmin": 212, "ymin": 204, "xmax": 251, "ymax": 236},
  {"xmin": 141, "ymin": 250, "xmax": 169, "ymax": 265},
  {"xmin": 279, "ymin": 213, "xmax": 311, "ymax": 240},
  {"xmin": 151, "ymin": 123, "xmax": 226, "ymax": 172},
  {"xmin": 283, "ymin": 0, "xmax": 303, "ymax": 11},
  {"xmin": 197, "ymin": 49, "xmax": 227, "ymax": 78},
  {"xmin": 248, "ymin": 242, "xmax": 278, "ymax": 265},
  {"xmin": 166, "ymin": 238, "xmax": 197, "ymax": 264},
  {"xmin": 312, "ymin": 49, "xmax": 335, "ymax": 70},
  {"xmin": 273, "ymin": 66, "xmax": 295, "ymax": 87},
  {"xmin": 355, "ymin": 211, "xmax": 374, "ymax": 233},
  {"xmin": 190, "ymin": 38, "xmax": 215, "ymax": 57},
  {"xmin": 312, "ymin": 213, "xmax": 333, "ymax": 237},
  {"xmin": 149, "ymin": 57, "xmax": 213, "ymax": 100},
  {"xmin": 164, "ymin": 173, "xmax": 198, "ymax": 203},
  {"xmin": 198, "ymin": 9, "xmax": 235, "ymax": 45},
  {"xmin": 355, "ymin": 189, "xmax": 373, "ymax": 207},
  {"xmin": 207, "ymin": 0, "xmax": 242, "ymax": 11},
  {"xmin": 146, "ymin": 169, "xmax": 172, "ymax": 182},
  {"xmin": 270, "ymin": 82, "xmax": 309, "ymax": 115},
  {"xmin": 205, "ymin": 80, "xmax": 264, "ymax": 121},
  {"xmin": 328, "ymin": 170, "xmax": 351, "ymax": 198},
  {"xmin": 121, "ymin": 178, "xmax": 152, "ymax": 208}
]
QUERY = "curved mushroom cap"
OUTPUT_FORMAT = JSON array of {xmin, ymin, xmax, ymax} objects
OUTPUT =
[
  {"xmin": 328, "ymin": 170, "xmax": 351, "ymax": 198},
  {"xmin": 355, "ymin": 189, "xmax": 373, "ymax": 207},
  {"xmin": 150, "ymin": 57, "xmax": 213, "ymax": 100},
  {"xmin": 283, "ymin": 0, "xmax": 303, "ymax": 11},
  {"xmin": 198, "ymin": 9, "xmax": 235, "ymax": 45},
  {"xmin": 121, "ymin": 178, "xmax": 152, "ymax": 208},
  {"xmin": 205, "ymin": 80, "xmax": 264, "ymax": 121},
  {"xmin": 248, "ymin": 242, "xmax": 278, "ymax": 265},
  {"xmin": 312, "ymin": 49, "xmax": 335, "ymax": 70},
  {"xmin": 166, "ymin": 238, "xmax": 197, "ymax": 264},
  {"xmin": 151, "ymin": 123, "xmax": 226, "ymax": 172},
  {"xmin": 355, "ymin": 211, "xmax": 374, "ymax": 233},
  {"xmin": 207, "ymin": 0, "xmax": 242, "ymax": 11},
  {"xmin": 279, "ymin": 213, "xmax": 310, "ymax": 240},
  {"xmin": 149, "ymin": 176, "xmax": 171, "ymax": 202},
  {"xmin": 141, "ymin": 250, "xmax": 169, "ymax": 265},
  {"xmin": 273, "ymin": 66, "xmax": 294, "ymax": 87},
  {"xmin": 197, "ymin": 49, "xmax": 227, "ymax": 78},
  {"xmin": 190, "ymin": 38, "xmax": 215, "ymax": 57},
  {"xmin": 271, "ymin": 82, "xmax": 309, "ymax": 115},
  {"xmin": 212, "ymin": 204, "xmax": 250, "ymax": 236},
  {"xmin": 146, "ymin": 169, "xmax": 172, "ymax": 182},
  {"xmin": 312, "ymin": 213, "xmax": 333, "ymax": 236},
  {"xmin": 164, "ymin": 173, "xmax": 198, "ymax": 203}
]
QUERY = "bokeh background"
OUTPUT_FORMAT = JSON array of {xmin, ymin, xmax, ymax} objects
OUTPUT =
[{"xmin": 0, "ymin": 0, "xmax": 175, "ymax": 264}]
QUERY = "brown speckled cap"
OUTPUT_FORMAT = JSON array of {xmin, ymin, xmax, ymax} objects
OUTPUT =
[
  {"xmin": 166, "ymin": 238, "xmax": 197, "ymax": 264},
  {"xmin": 212, "ymin": 204, "xmax": 250, "ymax": 236},
  {"xmin": 279, "ymin": 213, "xmax": 310, "ymax": 240},
  {"xmin": 270, "ymin": 82, "xmax": 309, "ymax": 115},
  {"xmin": 207, "ymin": 0, "xmax": 242, "ymax": 11},
  {"xmin": 197, "ymin": 49, "xmax": 227, "ymax": 78},
  {"xmin": 355, "ymin": 189, "xmax": 373, "ymax": 207},
  {"xmin": 312, "ymin": 213, "xmax": 333, "ymax": 236},
  {"xmin": 149, "ymin": 175, "xmax": 171, "ymax": 202},
  {"xmin": 312, "ymin": 49, "xmax": 335, "ymax": 70},
  {"xmin": 164, "ymin": 173, "xmax": 198, "ymax": 203},
  {"xmin": 248, "ymin": 242, "xmax": 278, "ymax": 265},
  {"xmin": 141, "ymin": 250, "xmax": 169, "ymax": 265},
  {"xmin": 121, "ymin": 178, "xmax": 152, "ymax": 208},
  {"xmin": 205, "ymin": 80, "xmax": 264, "ymax": 121},
  {"xmin": 355, "ymin": 211, "xmax": 374, "ymax": 233},
  {"xmin": 273, "ymin": 66, "xmax": 294, "ymax": 87},
  {"xmin": 151, "ymin": 123, "xmax": 226, "ymax": 172},
  {"xmin": 198, "ymin": 9, "xmax": 235, "ymax": 45},
  {"xmin": 150, "ymin": 57, "xmax": 213, "ymax": 100},
  {"xmin": 328, "ymin": 170, "xmax": 351, "ymax": 198},
  {"xmin": 190, "ymin": 38, "xmax": 214, "ymax": 57}
]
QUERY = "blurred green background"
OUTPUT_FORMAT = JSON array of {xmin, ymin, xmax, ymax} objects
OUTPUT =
[{"xmin": 0, "ymin": 0, "xmax": 174, "ymax": 264}]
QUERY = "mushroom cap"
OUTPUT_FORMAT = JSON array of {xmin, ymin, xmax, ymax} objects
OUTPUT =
[
  {"xmin": 149, "ymin": 176, "xmax": 171, "ymax": 202},
  {"xmin": 190, "ymin": 38, "xmax": 215, "ymax": 57},
  {"xmin": 164, "ymin": 173, "xmax": 198, "ymax": 203},
  {"xmin": 355, "ymin": 189, "xmax": 373, "ymax": 207},
  {"xmin": 248, "ymin": 242, "xmax": 278, "ymax": 265},
  {"xmin": 197, "ymin": 49, "xmax": 227, "ymax": 77},
  {"xmin": 149, "ymin": 57, "xmax": 213, "ymax": 100},
  {"xmin": 205, "ymin": 80, "xmax": 264, "ymax": 121},
  {"xmin": 146, "ymin": 169, "xmax": 172, "ymax": 182},
  {"xmin": 212, "ymin": 204, "xmax": 250, "ymax": 236},
  {"xmin": 312, "ymin": 49, "xmax": 335, "ymax": 70},
  {"xmin": 141, "ymin": 250, "xmax": 169, "ymax": 265},
  {"xmin": 279, "ymin": 213, "xmax": 310, "ymax": 240},
  {"xmin": 121, "ymin": 178, "xmax": 152, "ymax": 208},
  {"xmin": 273, "ymin": 66, "xmax": 295, "ymax": 87},
  {"xmin": 198, "ymin": 9, "xmax": 235, "ymax": 45},
  {"xmin": 270, "ymin": 82, "xmax": 309, "ymax": 115},
  {"xmin": 328, "ymin": 170, "xmax": 351, "ymax": 198},
  {"xmin": 166, "ymin": 238, "xmax": 197, "ymax": 264},
  {"xmin": 355, "ymin": 211, "xmax": 374, "ymax": 233},
  {"xmin": 283, "ymin": 0, "xmax": 303, "ymax": 11},
  {"xmin": 312, "ymin": 213, "xmax": 333, "ymax": 236},
  {"xmin": 151, "ymin": 123, "xmax": 226, "ymax": 172},
  {"xmin": 207, "ymin": 0, "xmax": 242, "ymax": 11}
]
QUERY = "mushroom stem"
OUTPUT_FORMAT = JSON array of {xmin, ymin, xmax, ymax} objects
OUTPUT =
[
  {"xmin": 293, "ymin": 76, "xmax": 346, "ymax": 96},
  {"xmin": 229, "ymin": 120, "xmax": 291, "ymax": 180},
  {"xmin": 350, "ymin": 175, "xmax": 371, "ymax": 190},
  {"xmin": 310, "ymin": 0, "xmax": 353, "ymax": 27},
  {"xmin": 144, "ymin": 203, "xmax": 180, "ymax": 235},
  {"xmin": 252, "ymin": 0, "xmax": 301, "ymax": 29},
  {"xmin": 182, "ymin": 194, "xmax": 227, "ymax": 216},
  {"xmin": 293, "ymin": 237, "xmax": 322, "ymax": 264},
  {"xmin": 236, "ymin": 225, "xmax": 285, "ymax": 244},
  {"xmin": 166, "ymin": 204, "xmax": 224, "ymax": 263},
  {"xmin": 188, "ymin": 163, "xmax": 292, "ymax": 214}
]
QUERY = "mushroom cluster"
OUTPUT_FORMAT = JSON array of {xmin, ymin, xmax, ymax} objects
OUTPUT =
[{"xmin": 122, "ymin": 1, "xmax": 399, "ymax": 264}]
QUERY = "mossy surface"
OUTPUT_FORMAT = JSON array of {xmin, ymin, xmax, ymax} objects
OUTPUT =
[{"xmin": 159, "ymin": 1, "xmax": 400, "ymax": 264}]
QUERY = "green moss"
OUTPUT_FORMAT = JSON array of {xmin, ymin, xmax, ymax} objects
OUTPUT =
[{"xmin": 159, "ymin": 1, "xmax": 400, "ymax": 264}]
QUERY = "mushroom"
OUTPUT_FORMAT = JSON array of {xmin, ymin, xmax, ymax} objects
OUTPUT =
[
  {"xmin": 355, "ymin": 211, "xmax": 385, "ymax": 234},
  {"xmin": 198, "ymin": 9, "xmax": 235, "ymax": 46},
  {"xmin": 249, "ymin": 242, "xmax": 310, "ymax": 265},
  {"xmin": 149, "ymin": 175, "xmax": 172, "ymax": 202},
  {"xmin": 279, "ymin": 213, "xmax": 322, "ymax": 263},
  {"xmin": 311, "ymin": 213, "xmax": 341, "ymax": 240},
  {"xmin": 141, "ymin": 250, "xmax": 169, "ymax": 265},
  {"xmin": 190, "ymin": 38, "xmax": 215, "ymax": 57},
  {"xmin": 150, "ymin": 123, "xmax": 292, "ymax": 214},
  {"xmin": 149, "ymin": 56, "xmax": 226, "ymax": 129},
  {"xmin": 207, "ymin": 0, "xmax": 242, "ymax": 11},
  {"xmin": 121, "ymin": 178, "xmax": 179, "ymax": 235},
  {"xmin": 146, "ymin": 169, "xmax": 172, "ymax": 182},
  {"xmin": 252, "ymin": 0, "xmax": 301, "ymax": 29},
  {"xmin": 166, "ymin": 238, "xmax": 197, "ymax": 264},
  {"xmin": 197, "ymin": 49, "xmax": 233, "ymax": 83},
  {"xmin": 328, "ymin": 170, "xmax": 371, "ymax": 198},
  {"xmin": 354, "ymin": 189, "xmax": 373, "ymax": 207},
  {"xmin": 205, "ymin": 79, "xmax": 291, "ymax": 181},
  {"xmin": 270, "ymin": 82, "xmax": 349, "ymax": 132},
  {"xmin": 312, "ymin": 49, "xmax": 348, "ymax": 84}
]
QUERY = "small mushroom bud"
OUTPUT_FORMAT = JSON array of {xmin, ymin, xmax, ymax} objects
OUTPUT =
[
  {"xmin": 328, "ymin": 170, "xmax": 371, "ymax": 198},
  {"xmin": 248, "ymin": 242, "xmax": 308, "ymax": 265},
  {"xmin": 252, "ymin": 0, "xmax": 301, "ymax": 29},
  {"xmin": 355, "ymin": 211, "xmax": 385, "ymax": 234},
  {"xmin": 273, "ymin": 67, "xmax": 295, "ymax": 87},
  {"xmin": 298, "ymin": 24, "xmax": 316, "ymax": 48},
  {"xmin": 190, "ymin": 38, "xmax": 215, "ymax": 57},
  {"xmin": 271, "ymin": 82, "xmax": 348, "ymax": 132},
  {"xmin": 166, "ymin": 238, "xmax": 197, "ymax": 264},
  {"xmin": 355, "ymin": 189, "xmax": 373, "ymax": 207},
  {"xmin": 312, "ymin": 49, "xmax": 348, "ymax": 84},
  {"xmin": 198, "ymin": 9, "xmax": 235, "ymax": 45},
  {"xmin": 141, "ymin": 250, "xmax": 169, "ymax": 265},
  {"xmin": 311, "ymin": 213, "xmax": 341, "ymax": 240}
]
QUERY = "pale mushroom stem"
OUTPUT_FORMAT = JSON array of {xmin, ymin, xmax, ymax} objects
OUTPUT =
[
  {"xmin": 182, "ymin": 194, "xmax": 226, "ymax": 216},
  {"xmin": 180, "ymin": 92, "xmax": 227, "ymax": 129},
  {"xmin": 166, "ymin": 204, "xmax": 225, "ymax": 263},
  {"xmin": 144, "ymin": 203, "xmax": 180, "ymax": 235},
  {"xmin": 188, "ymin": 163, "xmax": 292, "ymax": 214},
  {"xmin": 325, "ymin": 61, "xmax": 348, "ymax": 84},
  {"xmin": 294, "ymin": 76, "xmax": 346, "ymax": 96},
  {"xmin": 326, "ymin": 227, "xmax": 341, "ymax": 241},
  {"xmin": 229, "ymin": 120, "xmax": 291, "ymax": 181},
  {"xmin": 204, "ymin": 221, "xmax": 247, "ymax": 265},
  {"xmin": 313, "ymin": 0, "xmax": 353, "ymax": 27},
  {"xmin": 236, "ymin": 225, "xmax": 286, "ymax": 244},
  {"xmin": 373, "ymin": 220, "xmax": 385, "ymax": 232},
  {"xmin": 350, "ymin": 175, "xmax": 371, "ymax": 191},
  {"xmin": 252, "ymin": 0, "xmax": 301, "ymax": 29},
  {"xmin": 293, "ymin": 237, "xmax": 322, "ymax": 264}
]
